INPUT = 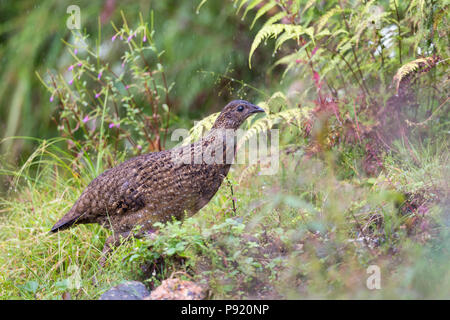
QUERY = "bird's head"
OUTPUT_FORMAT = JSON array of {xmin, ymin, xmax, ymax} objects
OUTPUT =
[{"xmin": 211, "ymin": 100, "xmax": 265, "ymax": 130}]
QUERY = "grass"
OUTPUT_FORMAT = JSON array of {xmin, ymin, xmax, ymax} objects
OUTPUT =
[
  {"xmin": 0, "ymin": 136, "xmax": 448, "ymax": 299},
  {"xmin": 0, "ymin": 0, "xmax": 448, "ymax": 301}
]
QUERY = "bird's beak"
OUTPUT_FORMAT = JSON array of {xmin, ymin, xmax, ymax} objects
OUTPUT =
[{"xmin": 249, "ymin": 105, "xmax": 265, "ymax": 114}]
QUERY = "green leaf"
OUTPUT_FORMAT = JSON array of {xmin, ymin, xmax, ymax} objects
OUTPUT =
[
  {"xmin": 250, "ymin": 1, "xmax": 276, "ymax": 29},
  {"xmin": 55, "ymin": 279, "xmax": 69, "ymax": 290},
  {"xmin": 166, "ymin": 247, "xmax": 176, "ymax": 255},
  {"xmin": 196, "ymin": 0, "xmax": 208, "ymax": 14},
  {"xmin": 21, "ymin": 280, "xmax": 39, "ymax": 294},
  {"xmin": 249, "ymin": 24, "xmax": 286, "ymax": 68},
  {"xmin": 316, "ymin": 7, "xmax": 342, "ymax": 32},
  {"xmin": 242, "ymin": 0, "xmax": 264, "ymax": 20}
]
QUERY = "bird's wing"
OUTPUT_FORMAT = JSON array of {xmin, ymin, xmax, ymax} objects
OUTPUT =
[{"xmin": 50, "ymin": 154, "xmax": 153, "ymax": 232}]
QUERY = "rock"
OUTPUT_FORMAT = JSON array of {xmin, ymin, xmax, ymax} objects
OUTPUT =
[
  {"xmin": 99, "ymin": 281, "xmax": 150, "ymax": 300},
  {"xmin": 144, "ymin": 278, "xmax": 206, "ymax": 300}
]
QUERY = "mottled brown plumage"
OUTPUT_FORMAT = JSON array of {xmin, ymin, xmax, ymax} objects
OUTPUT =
[{"xmin": 50, "ymin": 100, "xmax": 264, "ymax": 260}]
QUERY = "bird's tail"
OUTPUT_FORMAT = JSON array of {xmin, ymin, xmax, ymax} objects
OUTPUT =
[
  {"xmin": 49, "ymin": 204, "xmax": 81, "ymax": 234},
  {"xmin": 49, "ymin": 217, "xmax": 77, "ymax": 233}
]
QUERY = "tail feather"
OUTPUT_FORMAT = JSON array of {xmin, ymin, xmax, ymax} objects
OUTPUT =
[{"xmin": 49, "ymin": 203, "xmax": 82, "ymax": 234}]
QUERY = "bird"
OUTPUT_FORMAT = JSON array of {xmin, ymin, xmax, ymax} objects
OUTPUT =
[{"xmin": 50, "ymin": 100, "xmax": 265, "ymax": 263}]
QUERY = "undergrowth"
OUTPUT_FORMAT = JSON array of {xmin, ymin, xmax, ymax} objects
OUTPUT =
[
  {"xmin": 0, "ymin": 1, "xmax": 448, "ymax": 299},
  {"xmin": 0, "ymin": 136, "xmax": 448, "ymax": 299}
]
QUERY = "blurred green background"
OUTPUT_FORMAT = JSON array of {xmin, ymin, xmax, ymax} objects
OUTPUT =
[{"xmin": 0, "ymin": 0, "xmax": 274, "ymax": 163}]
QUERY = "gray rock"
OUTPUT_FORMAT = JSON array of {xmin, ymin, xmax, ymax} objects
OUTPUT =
[{"xmin": 99, "ymin": 281, "xmax": 150, "ymax": 300}]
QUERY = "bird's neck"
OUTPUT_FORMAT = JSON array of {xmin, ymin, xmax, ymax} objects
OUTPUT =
[
  {"xmin": 204, "ymin": 128, "xmax": 238, "ymax": 147},
  {"xmin": 200, "ymin": 128, "xmax": 238, "ymax": 165}
]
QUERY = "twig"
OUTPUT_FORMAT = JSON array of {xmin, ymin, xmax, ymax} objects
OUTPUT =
[
  {"xmin": 405, "ymin": 97, "xmax": 449, "ymax": 127},
  {"xmin": 225, "ymin": 176, "xmax": 237, "ymax": 215}
]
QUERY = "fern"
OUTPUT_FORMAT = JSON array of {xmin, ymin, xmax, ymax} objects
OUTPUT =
[
  {"xmin": 392, "ymin": 57, "xmax": 438, "ymax": 95},
  {"xmin": 235, "ymin": 0, "xmax": 251, "ymax": 15},
  {"xmin": 261, "ymin": 10, "xmax": 287, "ymax": 28},
  {"xmin": 302, "ymin": 0, "xmax": 318, "ymax": 15},
  {"xmin": 275, "ymin": 25, "xmax": 315, "ymax": 51},
  {"xmin": 199, "ymin": 0, "xmax": 448, "ymax": 153},
  {"xmin": 249, "ymin": 24, "xmax": 315, "ymax": 68},
  {"xmin": 238, "ymin": 107, "xmax": 312, "ymax": 155},
  {"xmin": 272, "ymin": 50, "xmax": 304, "ymax": 74},
  {"xmin": 316, "ymin": 7, "xmax": 342, "ymax": 32},
  {"xmin": 248, "ymin": 24, "xmax": 286, "ymax": 69},
  {"xmin": 250, "ymin": 1, "xmax": 277, "ymax": 29},
  {"xmin": 238, "ymin": 163, "xmax": 259, "ymax": 184},
  {"xmin": 181, "ymin": 112, "xmax": 219, "ymax": 145},
  {"xmin": 195, "ymin": 0, "xmax": 208, "ymax": 14},
  {"xmin": 261, "ymin": 91, "xmax": 289, "ymax": 113},
  {"xmin": 241, "ymin": 0, "xmax": 265, "ymax": 20},
  {"xmin": 182, "ymin": 92, "xmax": 312, "ymax": 153}
]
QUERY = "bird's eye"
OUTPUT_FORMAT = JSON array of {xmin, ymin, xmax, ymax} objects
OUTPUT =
[{"xmin": 237, "ymin": 105, "xmax": 245, "ymax": 112}]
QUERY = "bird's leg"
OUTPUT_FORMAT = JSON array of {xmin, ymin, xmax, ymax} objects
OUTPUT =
[
  {"xmin": 98, "ymin": 228, "xmax": 159, "ymax": 267},
  {"xmin": 99, "ymin": 231, "xmax": 132, "ymax": 267}
]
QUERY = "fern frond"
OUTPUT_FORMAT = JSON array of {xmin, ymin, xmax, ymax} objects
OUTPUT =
[
  {"xmin": 352, "ymin": 1, "xmax": 390, "ymax": 48},
  {"xmin": 242, "ymin": 0, "xmax": 265, "ymax": 20},
  {"xmin": 302, "ymin": 0, "xmax": 318, "ymax": 15},
  {"xmin": 331, "ymin": 29, "xmax": 349, "ymax": 38},
  {"xmin": 265, "ymin": 91, "xmax": 289, "ymax": 113},
  {"xmin": 273, "ymin": 50, "xmax": 304, "ymax": 67},
  {"xmin": 392, "ymin": 57, "xmax": 437, "ymax": 94},
  {"xmin": 261, "ymin": 10, "xmax": 287, "ymax": 28},
  {"xmin": 250, "ymin": 1, "xmax": 277, "ymax": 29},
  {"xmin": 235, "ymin": 0, "xmax": 249, "ymax": 14},
  {"xmin": 316, "ymin": 7, "xmax": 342, "ymax": 32},
  {"xmin": 274, "ymin": 25, "xmax": 315, "ymax": 52},
  {"xmin": 249, "ymin": 24, "xmax": 286, "ymax": 68},
  {"xmin": 337, "ymin": 38, "xmax": 353, "ymax": 54},
  {"xmin": 239, "ymin": 106, "xmax": 312, "ymax": 147},
  {"xmin": 249, "ymin": 24, "xmax": 314, "ymax": 68},
  {"xmin": 196, "ymin": 0, "xmax": 208, "ymax": 14},
  {"xmin": 238, "ymin": 163, "xmax": 259, "ymax": 184},
  {"xmin": 182, "ymin": 112, "xmax": 219, "ymax": 145},
  {"xmin": 255, "ymin": 91, "xmax": 289, "ymax": 114}
]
